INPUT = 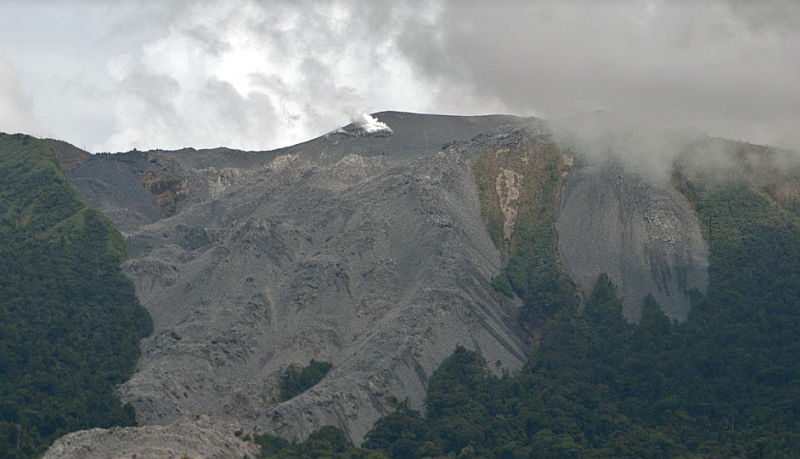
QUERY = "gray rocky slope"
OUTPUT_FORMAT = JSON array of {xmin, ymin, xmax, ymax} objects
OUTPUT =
[
  {"xmin": 47, "ymin": 111, "xmax": 710, "ymax": 456},
  {"xmin": 557, "ymin": 157, "xmax": 709, "ymax": 320},
  {"xmin": 44, "ymin": 416, "xmax": 256, "ymax": 459}
]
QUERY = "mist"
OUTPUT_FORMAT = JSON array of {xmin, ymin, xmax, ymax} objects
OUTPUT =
[{"xmin": 548, "ymin": 108, "xmax": 800, "ymax": 193}]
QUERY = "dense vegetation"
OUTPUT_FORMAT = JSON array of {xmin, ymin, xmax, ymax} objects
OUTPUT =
[
  {"xmin": 471, "ymin": 139, "xmax": 575, "ymax": 328},
  {"xmin": 279, "ymin": 360, "xmax": 333, "ymax": 401},
  {"xmin": 0, "ymin": 134, "xmax": 153, "ymax": 457},
  {"xmin": 264, "ymin": 174, "xmax": 800, "ymax": 457},
  {"xmin": 254, "ymin": 426, "xmax": 386, "ymax": 458}
]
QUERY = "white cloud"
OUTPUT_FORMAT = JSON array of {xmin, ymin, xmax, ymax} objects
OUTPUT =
[
  {"xmin": 0, "ymin": 58, "xmax": 38, "ymax": 135},
  {"xmin": 1, "ymin": 1, "xmax": 799, "ymax": 152},
  {"xmin": 100, "ymin": 0, "xmax": 445, "ymax": 152}
]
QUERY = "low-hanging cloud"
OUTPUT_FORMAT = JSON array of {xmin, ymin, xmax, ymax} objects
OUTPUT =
[{"xmin": 404, "ymin": 0, "xmax": 800, "ymax": 151}]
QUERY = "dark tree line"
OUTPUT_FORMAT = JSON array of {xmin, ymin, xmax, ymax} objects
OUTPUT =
[{"xmin": 0, "ymin": 134, "xmax": 152, "ymax": 457}]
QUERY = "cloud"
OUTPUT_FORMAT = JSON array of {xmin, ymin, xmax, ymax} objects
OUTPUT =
[
  {"xmin": 549, "ymin": 110, "xmax": 715, "ymax": 184},
  {"xmin": 400, "ymin": 0, "xmax": 800, "ymax": 150},
  {"xmin": 2, "ymin": 1, "xmax": 799, "ymax": 153},
  {"xmin": 0, "ymin": 58, "xmax": 38, "ymax": 135},
  {"xmin": 99, "ymin": 0, "xmax": 442, "ymax": 152}
]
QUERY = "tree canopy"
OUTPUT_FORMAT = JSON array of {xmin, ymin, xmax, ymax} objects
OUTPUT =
[{"xmin": 0, "ymin": 134, "xmax": 152, "ymax": 457}]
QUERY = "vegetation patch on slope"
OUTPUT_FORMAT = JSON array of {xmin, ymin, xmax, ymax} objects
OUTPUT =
[
  {"xmin": 471, "ymin": 133, "xmax": 575, "ymax": 328},
  {"xmin": 0, "ymin": 134, "xmax": 153, "ymax": 457},
  {"xmin": 254, "ymin": 426, "xmax": 385, "ymax": 458},
  {"xmin": 141, "ymin": 171, "xmax": 182, "ymax": 217},
  {"xmin": 278, "ymin": 360, "xmax": 333, "ymax": 402}
]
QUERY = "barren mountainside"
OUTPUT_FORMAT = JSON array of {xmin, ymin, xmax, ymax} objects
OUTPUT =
[{"xmin": 41, "ymin": 111, "xmax": 798, "ymax": 457}]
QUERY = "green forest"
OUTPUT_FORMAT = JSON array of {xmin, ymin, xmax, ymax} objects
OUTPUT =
[
  {"xmin": 0, "ymin": 134, "xmax": 152, "ymax": 457},
  {"xmin": 257, "ymin": 179, "xmax": 800, "ymax": 457}
]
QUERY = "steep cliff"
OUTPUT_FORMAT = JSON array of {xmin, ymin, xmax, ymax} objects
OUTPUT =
[{"xmin": 556, "ymin": 157, "xmax": 709, "ymax": 320}]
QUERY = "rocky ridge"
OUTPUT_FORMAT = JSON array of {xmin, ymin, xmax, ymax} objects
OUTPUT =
[
  {"xmin": 53, "ymin": 113, "xmax": 533, "ymax": 455},
  {"xmin": 46, "ymin": 111, "xmax": 721, "ymax": 456}
]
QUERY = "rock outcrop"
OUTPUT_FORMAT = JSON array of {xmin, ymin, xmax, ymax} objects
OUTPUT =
[
  {"xmin": 43, "ymin": 416, "xmax": 255, "ymax": 459},
  {"xmin": 556, "ymin": 157, "xmax": 709, "ymax": 320}
]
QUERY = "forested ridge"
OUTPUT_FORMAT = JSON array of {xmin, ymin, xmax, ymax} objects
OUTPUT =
[
  {"xmin": 257, "ymin": 177, "xmax": 800, "ymax": 457},
  {"xmin": 0, "ymin": 134, "xmax": 152, "ymax": 457}
]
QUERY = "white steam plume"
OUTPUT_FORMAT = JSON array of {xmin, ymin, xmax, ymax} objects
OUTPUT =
[{"xmin": 350, "ymin": 112, "xmax": 392, "ymax": 133}]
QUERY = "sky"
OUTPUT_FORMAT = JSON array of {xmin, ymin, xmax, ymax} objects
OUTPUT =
[{"xmin": 0, "ymin": 0, "xmax": 798, "ymax": 153}]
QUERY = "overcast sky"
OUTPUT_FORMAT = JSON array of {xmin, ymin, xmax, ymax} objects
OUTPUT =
[{"xmin": 0, "ymin": 0, "xmax": 798, "ymax": 152}]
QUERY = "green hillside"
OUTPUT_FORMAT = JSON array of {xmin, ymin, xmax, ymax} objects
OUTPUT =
[{"xmin": 0, "ymin": 134, "xmax": 152, "ymax": 457}]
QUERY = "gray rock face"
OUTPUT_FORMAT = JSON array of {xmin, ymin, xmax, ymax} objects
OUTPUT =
[
  {"xmin": 556, "ymin": 158, "xmax": 709, "ymax": 320},
  {"xmin": 51, "ymin": 112, "xmax": 711, "ymax": 455},
  {"xmin": 69, "ymin": 153, "xmax": 166, "ymax": 234},
  {"xmin": 65, "ymin": 113, "xmax": 531, "ymax": 445},
  {"xmin": 43, "ymin": 415, "xmax": 255, "ymax": 459}
]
